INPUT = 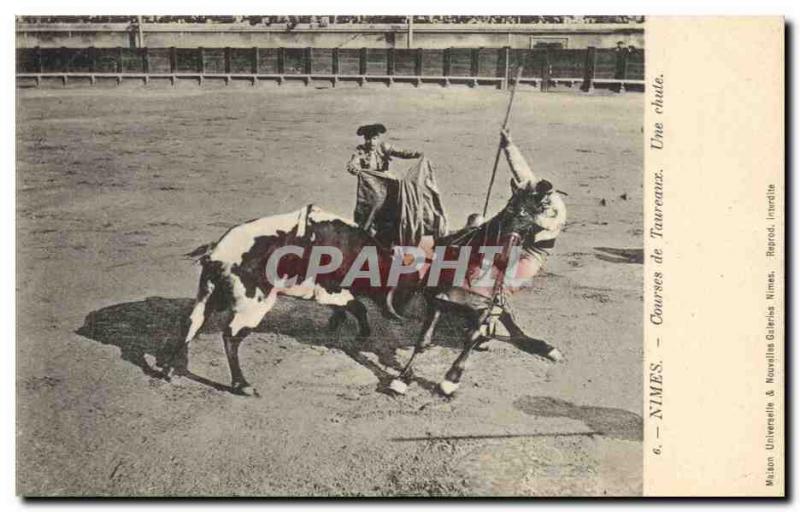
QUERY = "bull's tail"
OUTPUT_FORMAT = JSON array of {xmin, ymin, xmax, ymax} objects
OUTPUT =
[
  {"xmin": 159, "ymin": 261, "xmax": 220, "ymax": 375},
  {"xmin": 185, "ymin": 263, "xmax": 218, "ymax": 343},
  {"xmin": 184, "ymin": 242, "xmax": 216, "ymax": 263}
]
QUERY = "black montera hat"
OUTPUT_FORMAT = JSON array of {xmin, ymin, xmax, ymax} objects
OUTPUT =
[{"xmin": 356, "ymin": 123, "xmax": 387, "ymax": 137}]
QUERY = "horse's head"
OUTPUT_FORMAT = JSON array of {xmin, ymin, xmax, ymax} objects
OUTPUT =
[{"xmin": 499, "ymin": 178, "xmax": 554, "ymax": 236}]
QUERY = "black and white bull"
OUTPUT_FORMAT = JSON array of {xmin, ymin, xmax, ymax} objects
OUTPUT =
[{"xmin": 167, "ymin": 205, "xmax": 410, "ymax": 396}]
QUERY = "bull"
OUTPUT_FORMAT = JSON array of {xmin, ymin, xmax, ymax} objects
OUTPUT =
[{"xmin": 161, "ymin": 205, "xmax": 412, "ymax": 396}]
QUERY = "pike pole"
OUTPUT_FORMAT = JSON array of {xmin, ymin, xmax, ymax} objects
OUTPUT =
[
  {"xmin": 481, "ymin": 65, "xmax": 524, "ymax": 218},
  {"xmin": 475, "ymin": 66, "xmax": 524, "ymax": 336}
]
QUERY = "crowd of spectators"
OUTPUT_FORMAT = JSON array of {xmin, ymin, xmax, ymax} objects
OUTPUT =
[{"xmin": 18, "ymin": 15, "xmax": 645, "ymax": 27}]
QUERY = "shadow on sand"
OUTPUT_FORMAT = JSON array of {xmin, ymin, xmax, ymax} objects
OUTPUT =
[
  {"xmin": 513, "ymin": 395, "xmax": 643, "ymax": 441},
  {"xmin": 75, "ymin": 296, "xmax": 469, "ymax": 395},
  {"xmin": 593, "ymin": 247, "xmax": 644, "ymax": 265}
]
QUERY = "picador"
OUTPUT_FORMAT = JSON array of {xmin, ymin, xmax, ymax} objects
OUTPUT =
[{"xmin": 346, "ymin": 123, "xmax": 422, "ymax": 176}]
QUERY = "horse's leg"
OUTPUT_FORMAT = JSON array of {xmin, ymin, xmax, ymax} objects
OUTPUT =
[
  {"xmin": 439, "ymin": 315, "xmax": 488, "ymax": 397},
  {"xmin": 309, "ymin": 283, "xmax": 369, "ymax": 342},
  {"xmin": 327, "ymin": 299, "xmax": 369, "ymax": 339},
  {"xmin": 418, "ymin": 301, "xmax": 442, "ymax": 351},
  {"xmin": 473, "ymin": 304, "xmax": 504, "ymax": 352},
  {"xmin": 345, "ymin": 299, "xmax": 370, "ymax": 339},
  {"xmin": 499, "ymin": 308, "xmax": 564, "ymax": 362},
  {"xmin": 327, "ymin": 307, "xmax": 348, "ymax": 332},
  {"xmin": 223, "ymin": 326, "xmax": 256, "ymax": 396},
  {"xmin": 389, "ymin": 299, "xmax": 442, "ymax": 395}
]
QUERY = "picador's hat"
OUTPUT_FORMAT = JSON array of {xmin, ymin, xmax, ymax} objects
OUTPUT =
[{"xmin": 356, "ymin": 123, "xmax": 387, "ymax": 137}]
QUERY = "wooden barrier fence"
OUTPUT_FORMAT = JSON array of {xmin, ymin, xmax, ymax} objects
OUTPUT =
[{"xmin": 16, "ymin": 46, "xmax": 645, "ymax": 91}]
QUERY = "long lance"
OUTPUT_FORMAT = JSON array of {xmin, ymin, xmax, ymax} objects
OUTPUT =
[{"xmin": 481, "ymin": 65, "xmax": 524, "ymax": 218}]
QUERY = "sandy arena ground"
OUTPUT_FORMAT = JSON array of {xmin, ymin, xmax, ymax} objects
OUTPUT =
[{"xmin": 17, "ymin": 83, "xmax": 643, "ymax": 496}]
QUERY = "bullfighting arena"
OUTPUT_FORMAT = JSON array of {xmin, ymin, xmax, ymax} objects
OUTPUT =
[{"xmin": 17, "ymin": 85, "xmax": 643, "ymax": 496}]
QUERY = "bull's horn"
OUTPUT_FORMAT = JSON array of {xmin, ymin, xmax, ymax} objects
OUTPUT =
[{"xmin": 385, "ymin": 287, "xmax": 405, "ymax": 321}]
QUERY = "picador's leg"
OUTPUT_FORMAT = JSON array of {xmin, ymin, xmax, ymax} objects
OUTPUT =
[
  {"xmin": 388, "ymin": 299, "xmax": 442, "ymax": 395},
  {"xmin": 499, "ymin": 307, "xmax": 564, "ymax": 362},
  {"xmin": 439, "ymin": 322, "xmax": 488, "ymax": 397},
  {"xmin": 223, "ymin": 327, "xmax": 258, "ymax": 396}
]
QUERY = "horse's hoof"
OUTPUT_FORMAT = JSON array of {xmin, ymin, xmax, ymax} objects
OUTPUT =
[
  {"xmin": 546, "ymin": 348, "xmax": 564, "ymax": 363},
  {"xmin": 474, "ymin": 339, "xmax": 492, "ymax": 352},
  {"xmin": 161, "ymin": 365, "xmax": 186, "ymax": 380},
  {"xmin": 438, "ymin": 380, "xmax": 459, "ymax": 397},
  {"xmin": 233, "ymin": 384, "xmax": 259, "ymax": 397},
  {"xmin": 388, "ymin": 379, "xmax": 408, "ymax": 395}
]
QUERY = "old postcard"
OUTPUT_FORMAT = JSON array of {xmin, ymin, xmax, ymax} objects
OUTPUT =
[{"xmin": 14, "ymin": 15, "xmax": 784, "ymax": 497}]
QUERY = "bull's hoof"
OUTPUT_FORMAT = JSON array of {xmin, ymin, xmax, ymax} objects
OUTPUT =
[
  {"xmin": 232, "ymin": 384, "xmax": 259, "ymax": 397},
  {"xmin": 388, "ymin": 379, "xmax": 408, "ymax": 395},
  {"xmin": 546, "ymin": 348, "xmax": 565, "ymax": 363},
  {"xmin": 438, "ymin": 380, "xmax": 459, "ymax": 397}
]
